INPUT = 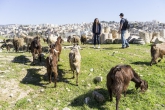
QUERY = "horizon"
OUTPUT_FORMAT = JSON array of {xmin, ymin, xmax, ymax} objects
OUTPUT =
[{"xmin": 0, "ymin": 0, "xmax": 165, "ymax": 25}]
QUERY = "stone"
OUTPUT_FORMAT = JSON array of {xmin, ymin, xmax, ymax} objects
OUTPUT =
[
  {"xmin": 111, "ymin": 29, "xmax": 120, "ymax": 39},
  {"xmin": 133, "ymin": 38, "xmax": 145, "ymax": 45},
  {"xmin": 113, "ymin": 39, "xmax": 122, "ymax": 44},
  {"xmin": 160, "ymin": 29, "xmax": 165, "ymax": 38},
  {"xmin": 108, "ymin": 33, "xmax": 112, "ymax": 39},
  {"xmin": 40, "ymin": 89, "xmax": 44, "ymax": 92},
  {"xmin": 10, "ymin": 93, "xmax": 13, "ymax": 97},
  {"xmin": 139, "ymin": 31, "xmax": 150, "ymax": 43},
  {"xmin": 92, "ymin": 91, "xmax": 105, "ymax": 102},
  {"xmin": 90, "ymin": 68, "xmax": 94, "ymax": 72},
  {"xmin": 84, "ymin": 97, "xmax": 90, "ymax": 104},
  {"xmin": 105, "ymin": 39, "xmax": 113, "ymax": 44},
  {"xmin": 104, "ymin": 27, "xmax": 110, "ymax": 33},
  {"xmin": 62, "ymin": 107, "xmax": 70, "ymax": 110},
  {"xmin": 94, "ymin": 76, "xmax": 103, "ymax": 83},
  {"xmin": 53, "ymin": 107, "xmax": 59, "ymax": 110},
  {"xmin": 100, "ymin": 33, "xmax": 108, "ymax": 44},
  {"xmin": 27, "ymin": 99, "xmax": 32, "ymax": 102},
  {"xmin": 126, "ymin": 108, "xmax": 130, "ymax": 110}
]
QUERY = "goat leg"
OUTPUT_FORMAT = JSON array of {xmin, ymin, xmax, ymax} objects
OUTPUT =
[
  {"xmin": 39, "ymin": 53, "xmax": 42, "ymax": 62},
  {"xmin": 124, "ymin": 91, "xmax": 126, "ymax": 97},
  {"xmin": 72, "ymin": 71, "xmax": 75, "ymax": 79},
  {"xmin": 116, "ymin": 94, "xmax": 121, "ymax": 110},
  {"xmin": 107, "ymin": 85, "xmax": 113, "ymax": 101},
  {"xmin": 48, "ymin": 70, "xmax": 51, "ymax": 83},
  {"xmin": 158, "ymin": 55, "xmax": 163, "ymax": 62},
  {"xmin": 76, "ymin": 72, "xmax": 78, "ymax": 86},
  {"xmin": 54, "ymin": 70, "xmax": 58, "ymax": 88},
  {"xmin": 32, "ymin": 53, "xmax": 35, "ymax": 64},
  {"xmin": 58, "ymin": 53, "xmax": 60, "ymax": 61}
]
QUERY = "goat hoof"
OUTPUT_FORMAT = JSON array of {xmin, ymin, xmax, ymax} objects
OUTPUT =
[{"xmin": 76, "ymin": 84, "xmax": 78, "ymax": 86}]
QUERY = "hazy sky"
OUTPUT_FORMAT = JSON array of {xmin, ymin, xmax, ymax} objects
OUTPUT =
[{"xmin": 0, "ymin": 0, "xmax": 164, "ymax": 25}]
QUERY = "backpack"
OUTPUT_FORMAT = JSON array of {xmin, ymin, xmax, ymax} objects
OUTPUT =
[{"xmin": 123, "ymin": 18, "xmax": 130, "ymax": 30}]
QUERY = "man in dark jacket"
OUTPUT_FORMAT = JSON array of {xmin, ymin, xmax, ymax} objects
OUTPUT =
[
  {"xmin": 92, "ymin": 18, "xmax": 102, "ymax": 48},
  {"xmin": 118, "ymin": 13, "xmax": 129, "ymax": 49}
]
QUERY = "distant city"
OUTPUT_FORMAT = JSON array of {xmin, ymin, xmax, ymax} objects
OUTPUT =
[{"xmin": 0, "ymin": 20, "xmax": 165, "ymax": 44}]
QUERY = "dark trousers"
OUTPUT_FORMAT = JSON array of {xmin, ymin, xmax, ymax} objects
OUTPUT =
[{"xmin": 93, "ymin": 34, "xmax": 100, "ymax": 45}]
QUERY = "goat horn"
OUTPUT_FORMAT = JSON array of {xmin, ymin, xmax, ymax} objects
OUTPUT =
[{"xmin": 54, "ymin": 49, "xmax": 59, "ymax": 53}]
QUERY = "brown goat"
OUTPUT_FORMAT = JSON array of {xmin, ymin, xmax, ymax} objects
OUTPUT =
[
  {"xmin": 46, "ymin": 48, "xmax": 59, "ymax": 87},
  {"xmin": 23, "ymin": 36, "xmax": 34, "ymax": 52},
  {"xmin": 81, "ymin": 35, "xmax": 87, "ymax": 45},
  {"xmin": 43, "ymin": 38, "xmax": 47, "ymax": 43},
  {"xmin": 50, "ymin": 36, "xmax": 62, "ymax": 61},
  {"xmin": 4, "ymin": 39, "xmax": 13, "ymax": 43},
  {"xmin": 106, "ymin": 65, "xmax": 148, "ymax": 110},
  {"xmin": 67, "ymin": 36, "xmax": 71, "ymax": 43},
  {"xmin": 13, "ymin": 37, "xmax": 24, "ymax": 52},
  {"xmin": 71, "ymin": 36, "xmax": 80, "ymax": 45},
  {"xmin": 6, "ymin": 43, "xmax": 13, "ymax": 51},
  {"xmin": 150, "ymin": 43, "xmax": 165, "ymax": 66},
  {"xmin": 30, "ymin": 36, "xmax": 42, "ymax": 64}
]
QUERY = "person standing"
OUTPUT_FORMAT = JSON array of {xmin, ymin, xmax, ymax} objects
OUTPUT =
[
  {"xmin": 118, "ymin": 13, "xmax": 129, "ymax": 49},
  {"xmin": 92, "ymin": 18, "xmax": 101, "ymax": 48}
]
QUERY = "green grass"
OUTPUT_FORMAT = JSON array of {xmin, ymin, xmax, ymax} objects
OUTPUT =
[{"xmin": 0, "ymin": 41, "xmax": 165, "ymax": 110}]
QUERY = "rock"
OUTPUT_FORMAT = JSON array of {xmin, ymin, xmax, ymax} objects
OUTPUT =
[
  {"xmin": 127, "ymin": 36, "xmax": 139, "ymax": 44},
  {"xmin": 27, "ymin": 99, "xmax": 32, "ymax": 102},
  {"xmin": 100, "ymin": 33, "xmax": 108, "ymax": 44},
  {"xmin": 112, "ymin": 52, "xmax": 115, "ymax": 56},
  {"xmin": 62, "ymin": 107, "xmax": 70, "ymax": 110},
  {"xmin": 40, "ymin": 89, "xmax": 44, "ymax": 92},
  {"xmin": 53, "ymin": 107, "xmax": 58, "ymax": 110},
  {"xmin": 90, "ymin": 68, "xmax": 94, "ymax": 72},
  {"xmin": 113, "ymin": 39, "xmax": 122, "ymax": 44},
  {"xmin": 10, "ymin": 93, "xmax": 13, "ymax": 97},
  {"xmin": 105, "ymin": 39, "xmax": 113, "ymax": 44},
  {"xmin": 133, "ymin": 38, "xmax": 145, "ymax": 45},
  {"xmin": 94, "ymin": 76, "xmax": 103, "ymax": 83},
  {"xmin": 66, "ymin": 88, "xmax": 70, "ymax": 92},
  {"xmin": 87, "ymin": 83, "xmax": 91, "ymax": 87},
  {"xmin": 126, "ymin": 108, "xmax": 130, "ymax": 110},
  {"xmin": 92, "ymin": 91, "xmax": 105, "ymax": 102},
  {"xmin": 84, "ymin": 97, "xmax": 90, "ymax": 104},
  {"xmin": 139, "ymin": 31, "xmax": 150, "ymax": 43}
]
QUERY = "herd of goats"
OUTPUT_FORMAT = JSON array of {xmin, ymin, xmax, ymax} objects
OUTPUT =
[{"xmin": 1, "ymin": 34, "xmax": 165, "ymax": 110}]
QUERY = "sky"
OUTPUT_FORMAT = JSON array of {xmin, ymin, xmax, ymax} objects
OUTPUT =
[{"xmin": 0, "ymin": 0, "xmax": 165, "ymax": 25}]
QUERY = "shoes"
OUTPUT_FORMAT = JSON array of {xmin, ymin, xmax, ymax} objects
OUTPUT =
[
  {"xmin": 98, "ymin": 45, "xmax": 100, "ymax": 49},
  {"xmin": 94, "ymin": 46, "xmax": 96, "ymax": 49},
  {"xmin": 126, "ymin": 46, "xmax": 130, "ymax": 48}
]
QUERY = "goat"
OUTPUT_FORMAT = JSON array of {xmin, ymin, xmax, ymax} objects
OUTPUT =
[{"xmin": 106, "ymin": 65, "xmax": 148, "ymax": 110}]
